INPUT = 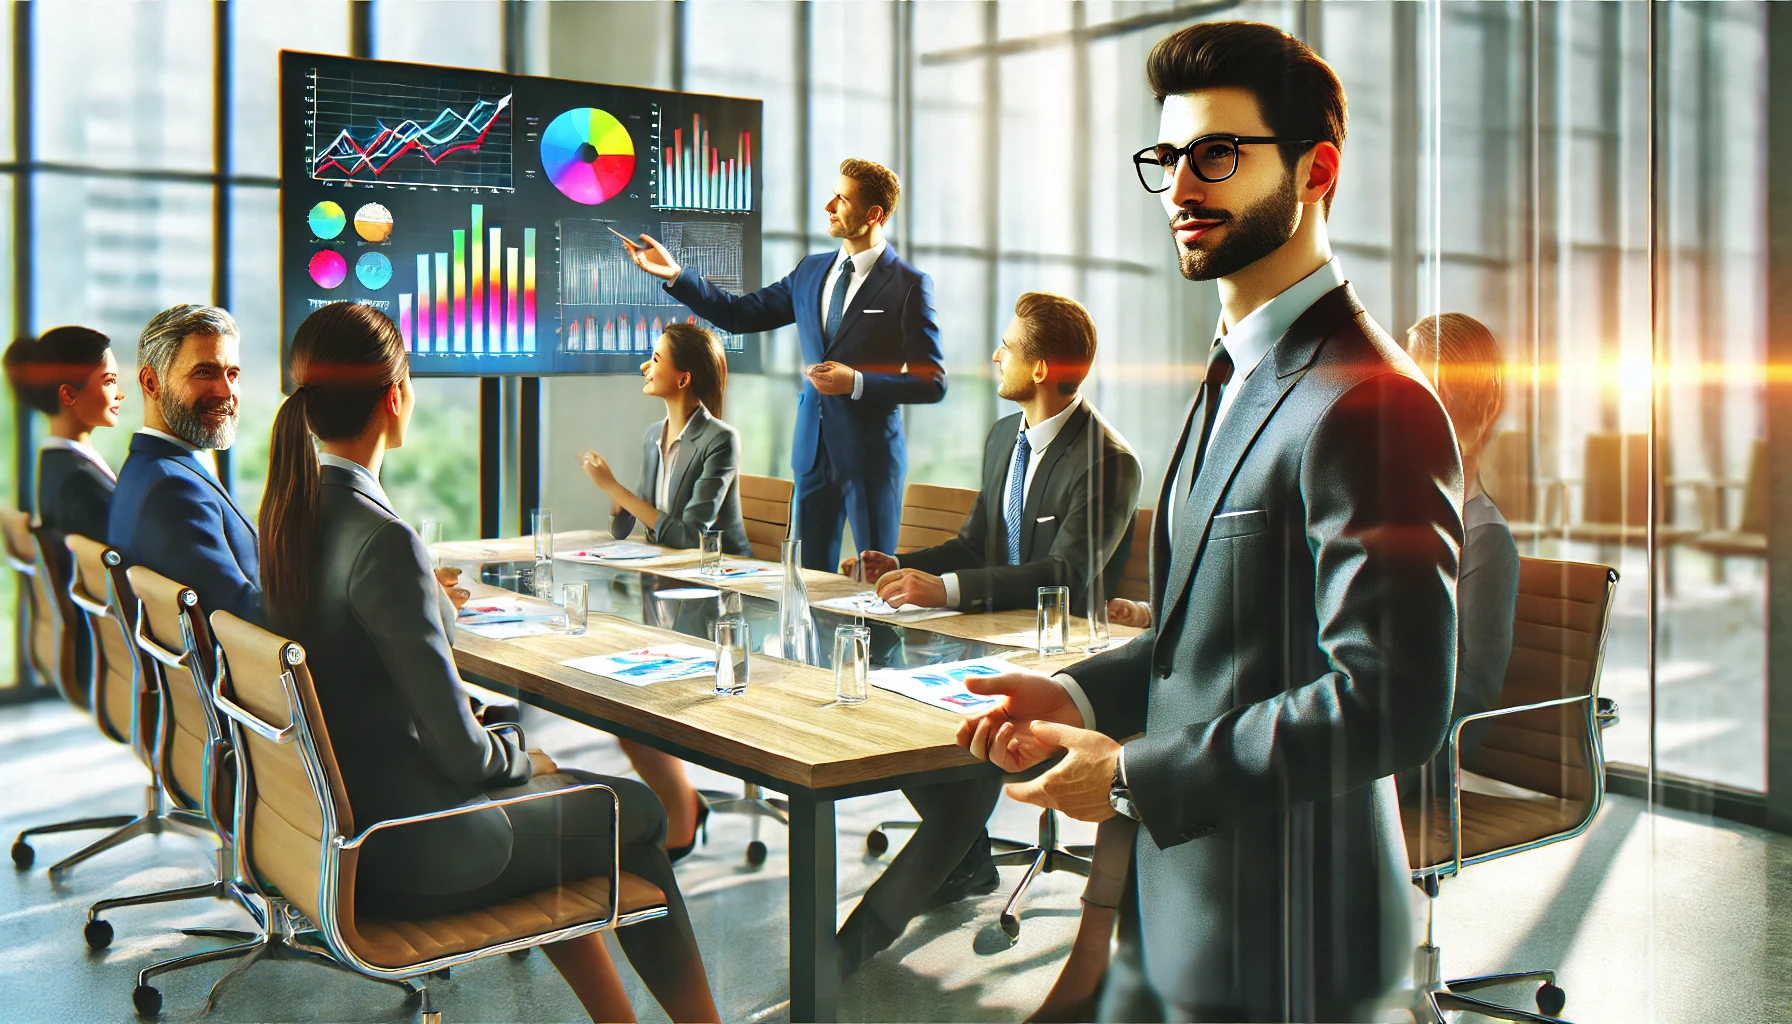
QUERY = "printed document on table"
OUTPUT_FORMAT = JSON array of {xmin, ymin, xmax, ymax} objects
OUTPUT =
[
  {"xmin": 812, "ymin": 593, "xmax": 962, "ymax": 623},
  {"xmin": 458, "ymin": 595, "xmax": 561, "ymax": 626},
  {"xmin": 559, "ymin": 542, "xmax": 682, "ymax": 564},
  {"xmin": 562, "ymin": 645, "xmax": 718, "ymax": 686},
  {"xmin": 662, "ymin": 564, "xmax": 783, "ymax": 583},
  {"xmin": 869, "ymin": 657, "xmax": 1022, "ymax": 715}
]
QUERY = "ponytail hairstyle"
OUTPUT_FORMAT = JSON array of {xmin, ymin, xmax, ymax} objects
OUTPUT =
[
  {"xmin": 260, "ymin": 303, "xmax": 408, "ymax": 631},
  {"xmin": 4, "ymin": 326, "xmax": 112, "ymax": 416},
  {"xmin": 661, "ymin": 322, "xmax": 727, "ymax": 420}
]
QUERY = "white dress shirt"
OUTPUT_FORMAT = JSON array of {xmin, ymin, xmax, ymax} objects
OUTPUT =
[
  {"xmin": 936, "ymin": 395, "xmax": 1083, "ymax": 609},
  {"xmin": 136, "ymin": 427, "xmax": 218, "ymax": 479},
  {"xmin": 818, "ymin": 241, "xmax": 886, "ymax": 402},
  {"xmin": 1062, "ymin": 258, "xmax": 1348, "ymax": 744},
  {"xmin": 318, "ymin": 452, "xmax": 391, "ymax": 509},
  {"xmin": 41, "ymin": 435, "xmax": 116, "ymax": 482},
  {"xmin": 654, "ymin": 414, "xmax": 701, "ymax": 512}
]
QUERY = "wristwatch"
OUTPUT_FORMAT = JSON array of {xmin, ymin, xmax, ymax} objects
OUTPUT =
[{"xmin": 1109, "ymin": 761, "xmax": 1142, "ymax": 821}]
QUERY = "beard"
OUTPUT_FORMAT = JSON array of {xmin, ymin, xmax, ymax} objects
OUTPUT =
[
  {"xmin": 996, "ymin": 375, "xmax": 1037, "ymax": 403},
  {"xmin": 828, "ymin": 212, "xmax": 864, "ymax": 239},
  {"xmin": 162, "ymin": 390, "xmax": 238, "ymax": 450},
  {"xmin": 1174, "ymin": 168, "xmax": 1302, "ymax": 282}
]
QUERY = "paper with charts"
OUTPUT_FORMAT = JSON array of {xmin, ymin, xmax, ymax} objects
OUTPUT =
[
  {"xmin": 563, "ymin": 645, "xmax": 718, "ymax": 686},
  {"xmin": 868, "ymin": 657, "xmax": 1021, "ymax": 715},
  {"xmin": 812, "ymin": 592, "xmax": 962, "ymax": 623}
]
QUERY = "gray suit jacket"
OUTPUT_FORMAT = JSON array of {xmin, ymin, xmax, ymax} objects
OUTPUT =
[
  {"xmin": 610, "ymin": 405, "xmax": 752, "ymax": 556},
  {"xmin": 300, "ymin": 466, "xmax": 531, "ymax": 898},
  {"xmin": 1066, "ymin": 284, "xmax": 1463, "ymax": 1016},
  {"xmin": 896, "ymin": 400, "xmax": 1141, "ymax": 614}
]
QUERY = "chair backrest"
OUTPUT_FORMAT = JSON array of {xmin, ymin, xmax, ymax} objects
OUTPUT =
[
  {"xmin": 5, "ymin": 509, "xmax": 83, "ymax": 707},
  {"xmin": 738, "ymin": 474, "xmax": 793, "ymax": 561},
  {"xmin": 1114, "ymin": 507, "xmax": 1154, "ymax": 604},
  {"xmin": 1737, "ymin": 439, "xmax": 1766, "ymax": 536},
  {"xmin": 67, "ymin": 535, "xmax": 151, "ymax": 759},
  {"xmin": 209, "ymin": 610, "xmax": 360, "ymax": 952},
  {"xmin": 1472, "ymin": 556, "xmax": 1619, "ymax": 805},
  {"xmin": 1480, "ymin": 430, "xmax": 1538, "ymax": 524},
  {"xmin": 127, "ymin": 565, "xmax": 224, "ymax": 823},
  {"xmin": 896, "ymin": 483, "xmax": 979, "ymax": 555},
  {"xmin": 1581, "ymin": 432, "xmax": 1649, "ymax": 528}
]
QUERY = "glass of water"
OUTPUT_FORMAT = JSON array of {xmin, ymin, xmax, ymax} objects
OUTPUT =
[
  {"xmin": 699, "ymin": 529, "xmax": 723, "ymax": 576},
  {"xmin": 560, "ymin": 583, "xmax": 589, "ymax": 635},
  {"xmin": 419, "ymin": 520, "xmax": 443, "ymax": 570},
  {"xmin": 530, "ymin": 509, "xmax": 555, "ymax": 600},
  {"xmin": 1037, "ymin": 586, "xmax": 1070, "ymax": 656},
  {"xmin": 713, "ymin": 617, "xmax": 750, "ymax": 697},
  {"xmin": 833, "ymin": 625, "xmax": 870, "ymax": 705}
]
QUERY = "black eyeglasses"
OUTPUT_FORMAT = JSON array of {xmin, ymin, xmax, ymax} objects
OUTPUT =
[{"xmin": 1132, "ymin": 134, "xmax": 1316, "ymax": 193}]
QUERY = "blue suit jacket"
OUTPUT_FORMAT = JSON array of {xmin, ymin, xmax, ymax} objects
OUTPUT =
[
  {"xmin": 665, "ymin": 244, "xmax": 946, "ymax": 480},
  {"xmin": 108, "ymin": 433, "xmax": 262, "ymax": 625}
]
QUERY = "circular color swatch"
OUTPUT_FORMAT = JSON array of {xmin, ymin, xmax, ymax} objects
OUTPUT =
[
  {"xmin": 355, "ymin": 251, "xmax": 393, "ymax": 290},
  {"xmin": 309, "ymin": 249, "xmax": 348, "ymax": 289},
  {"xmin": 540, "ymin": 107, "xmax": 635, "ymax": 205},
  {"xmin": 353, "ymin": 203, "xmax": 394, "ymax": 243},
  {"xmin": 308, "ymin": 201, "xmax": 347, "ymax": 239}
]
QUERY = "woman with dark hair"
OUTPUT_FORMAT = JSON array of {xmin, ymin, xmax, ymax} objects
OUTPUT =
[
  {"xmin": 577, "ymin": 323, "xmax": 751, "ymax": 861},
  {"xmin": 4, "ymin": 326, "xmax": 122, "ymax": 539},
  {"xmin": 262, "ymin": 303, "xmax": 718, "ymax": 1024}
]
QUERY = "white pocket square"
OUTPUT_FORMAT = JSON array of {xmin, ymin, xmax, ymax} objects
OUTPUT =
[
  {"xmin": 863, "ymin": 309, "xmax": 885, "ymax": 314},
  {"xmin": 1035, "ymin": 515, "xmax": 1056, "ymax": 523}
]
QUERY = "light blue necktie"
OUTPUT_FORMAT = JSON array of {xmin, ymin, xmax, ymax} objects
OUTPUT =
[
  {"xmin": 824, "ymin": 256, "xmax": 854, "ymax": 344},
  {"xmin": 1004, "ymin": 430, "xmax": 1032, "ymax": 565}
]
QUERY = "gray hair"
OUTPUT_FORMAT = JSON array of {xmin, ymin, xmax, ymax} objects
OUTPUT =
[{"xmin": 137, "ymin": 304, "xmax": 238, "ymax": 379}]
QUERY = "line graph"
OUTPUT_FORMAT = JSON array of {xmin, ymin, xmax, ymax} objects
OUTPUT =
[{"xmin": 307, "ymin": 66, "xmax": 514, "ymax": 190}]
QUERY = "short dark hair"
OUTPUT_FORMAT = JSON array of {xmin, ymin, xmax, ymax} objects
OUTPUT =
[
  {"xmin": 1013, "ymin": 292, "xmax": 1098, "ymax": 393},
  {"xmin": 1146, "ymin": 21, "xmax": 1347, "ymax": 215},
  {"xmin": 839, "ymin": 158, "xmax": 901, "ymax": 221},
  {"xmin": 4, "ymin": 326, "xmax": 112, "ymax": 417}
]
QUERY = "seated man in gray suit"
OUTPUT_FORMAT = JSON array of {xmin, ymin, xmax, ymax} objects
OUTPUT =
[
  {"xmin": 853, "ymin": 291, "xmax": 1142, "ymax": 616},
  {"xmin": 834, "ymin": 291, "xmax": 1142, "ymax": 979}
]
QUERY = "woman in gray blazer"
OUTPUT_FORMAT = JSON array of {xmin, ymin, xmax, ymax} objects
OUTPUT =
[
  {"xmin": 261, "ymin": 304, "xmax": 719, "ymax": 1024},
  {"xmin": 578, "ymin": 323, "xmax": 750, "ymax": 861},
  {"xmin": 5, "ymin": 326, "xmax": 123, "ymax": 541}
]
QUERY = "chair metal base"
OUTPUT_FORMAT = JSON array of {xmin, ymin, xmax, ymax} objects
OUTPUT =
[
  {"xmin": 703, "ymin": 783, "xmax": 788, "ymax": 866},
  {"xmin": 13, "ymin": 785, "xmax": 211, "ymax": 881},
  {"xmin": 989, "ymin": 809, "xmax": 1090, "ymax": 942},
  {"xmin": 87, "ymin": 846, "xmax": 264, "ymax": 949},
  {"xmin": 1413, "ymin": 942, "xmax": 1571, "ymax": 1023}
]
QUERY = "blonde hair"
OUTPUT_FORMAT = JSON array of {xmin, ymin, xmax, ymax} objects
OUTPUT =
[{"xmin": 1406, "ymin": 312, "xmax": 1504, "ymax": 455}]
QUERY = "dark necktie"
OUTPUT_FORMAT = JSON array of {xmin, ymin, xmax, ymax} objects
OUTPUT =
[
  {"xmin": 824, "ymin": 256, "xmax": 854, "ymax": 344},
  {"xmin": 1177, "ymin": 341, "xmax": 1235, "ymax": 519},
  {"xmin": 1003, "ymin": 430, "xmax": 1033, "ymax": 565}
]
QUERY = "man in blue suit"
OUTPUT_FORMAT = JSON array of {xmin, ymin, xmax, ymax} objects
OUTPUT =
[
  {"xmin": 623, "ymin": 158, "xmax": 946, "ymax": 569},
  {"xmin": 109, "ymin": 304, "xmax": 261, "ymax": 624}
]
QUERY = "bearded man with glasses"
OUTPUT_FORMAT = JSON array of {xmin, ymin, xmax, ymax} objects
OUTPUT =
[{"xmin": 958, "ymin": 21, "xmax": 1464, "ymax": 1022}]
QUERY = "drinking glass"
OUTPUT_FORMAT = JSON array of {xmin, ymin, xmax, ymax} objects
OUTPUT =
[
  {"xmin": 1085, "ymin": 577, "xmax": 1111, "ymax": 654},
  {"xmin": 833, "ymin": 625, "xmax": 870, "ymax": 705},
  {"xmin": 493, "ymin": 564, "xmax": 522, "ymax": 594},
  {"xmin": 560, "ymin": 583, "xmax": 589, "ymax": 635},
  {"xmin": 419, "ymin": 520, "xmax": 443, "ymax": 570},
  {"xmin": 713, "ymin": 617, "xmax": 750, "ymax": 697},
  {"xmin": 699, "ymin": 529, "xmax": 723, "ymax": 576},
  {"xmin": 1037, "ymin": 586, "xmax": 1070, "ymax": 656},
  {"xmin": 531, "ymin": 509, "xmax": 556, "ymax": 600}
]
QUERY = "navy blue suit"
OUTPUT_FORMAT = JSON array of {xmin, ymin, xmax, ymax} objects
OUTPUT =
[
  {"xmin": 108, "ymin": 433, "xmax": 262, "ymax": 625},
  {"xmin": 665, "ymin": 244, "xmax": 946, "ymax": 568}
]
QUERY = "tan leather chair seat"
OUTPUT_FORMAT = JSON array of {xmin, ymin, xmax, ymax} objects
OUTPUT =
[
  {"xmin": 1404, "ymin": 790, "xmax": 1591, "ymax": 869},
  {"xmin": 351, "ymin": 873, "xmax": 666, "ymax": 969}
]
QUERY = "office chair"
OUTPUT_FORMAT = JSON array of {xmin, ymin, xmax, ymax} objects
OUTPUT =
[
  {"xmin": 1408, "ymin": 557, "xmax": 1619, "ymax": 1024},
  {"xmin": 169, "ymin": 609, "xmax": 673, "ymax": 1023}
]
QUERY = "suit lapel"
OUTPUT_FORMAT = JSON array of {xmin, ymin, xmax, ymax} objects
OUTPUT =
[
  {"xmin": 1152, "ymin": 393, "xmax": 1203, "ymax": 609},
  {"xmin": 827, "ymin": 245, "xmax": 899, "ymax": 356},
  {"xmin": 134, "ymin": 435, "xmax": 255, "ymax": 537},
  {"xmin": 984, "ymin": 416, "xmax": 1020, "ymax": 548},
  {"xmin": 1018, "ymin": 404, "xmax": 1090, "ymax": 562},
  {"xmin": 666, "ymin": 408, "xmax": 711, "ymax": 509}
]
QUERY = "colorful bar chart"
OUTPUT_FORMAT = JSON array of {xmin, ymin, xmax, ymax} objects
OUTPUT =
[
  {"xmin": 394, "ymin": 203, "xmax": 538, "ymax": 356},
  {"xmin": 655, "ymin": 112, "xmax": 752, "ymax": 213}
]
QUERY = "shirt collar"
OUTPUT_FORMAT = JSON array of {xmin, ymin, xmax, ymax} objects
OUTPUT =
[
  {"xmin": 1021, "ymin": 394, "xmax": 1082, "ymax": 454},
  {"xmin": 41, "ymin": 435, "xmax": 116, "ymax": 480},
  {"xmin": 1212, "ymin": 257, "xmax": 1345, "ymax": 383},
  {"xmin": 660, "ymin": 406, "xmax": 707, "ymax": 454},
  {"xmin": 135, "ymin": 426, "xmax": 218, "ymax": 478},
  {"xmin": 318, "ymin": 452, "xmax": 391, "ymax": 507},
  {"xmin": 835, "ymin": 240, "xmax": 886, "ymax": 277}
]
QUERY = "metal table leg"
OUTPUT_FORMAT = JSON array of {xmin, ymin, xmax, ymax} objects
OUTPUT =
[{"xmin": 787, "ymin": 792, "xmax": 838, "ymax": 1023}]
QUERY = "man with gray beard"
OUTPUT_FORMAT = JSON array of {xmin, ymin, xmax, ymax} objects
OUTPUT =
[{"xmin": 108, "ymin": 304, "xmax": 261, "ymax": 624}]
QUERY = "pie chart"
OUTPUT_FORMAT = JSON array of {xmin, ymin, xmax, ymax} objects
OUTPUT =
[
  {"xmin": 355, "ymin": 251, "xmax": 393, "ymax": 290},
  {"xmin": 308, "ymin": 201, "xmax": 346, "ymax": 239},
  {"xmin": 309, "ymin": 249, "xmax": 348, "ymax": 289},
  {"xmin": 540, "ymin": 107, "xmax": 635, "ymax": 205},
  {"xmin": 353, "ymin": 203, "xmax": 393, "ymax": 242}
]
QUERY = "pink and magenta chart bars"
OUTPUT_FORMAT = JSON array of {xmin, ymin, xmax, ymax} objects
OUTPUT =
[
  {"xmin": 396, "ymin": 204, "xmax": 537, "ymax": 354},
  {"xmin": 656, "ymin": 112, "xmax": 752, "ymax": 213}
]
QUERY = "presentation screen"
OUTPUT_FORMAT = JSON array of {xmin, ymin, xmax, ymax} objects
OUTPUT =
[{"xmin": 280, "ymin": 51, "xmax": 763, "ymax": 376}]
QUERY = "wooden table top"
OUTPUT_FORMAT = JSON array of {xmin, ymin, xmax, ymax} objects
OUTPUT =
[{"xmin": 451, "ymin": 579, "xmax": 1100, "ymax": 792}]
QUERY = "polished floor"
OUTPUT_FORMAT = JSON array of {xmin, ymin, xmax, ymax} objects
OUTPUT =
[{"xmin": 2, "ymin": 696, "xmax": 1788, "ymax": 1024}]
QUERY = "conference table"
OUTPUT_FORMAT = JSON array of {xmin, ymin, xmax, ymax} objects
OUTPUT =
[{"xmin": 435, "ymin": 530, "xmax": 1138, "ymax": 1023}]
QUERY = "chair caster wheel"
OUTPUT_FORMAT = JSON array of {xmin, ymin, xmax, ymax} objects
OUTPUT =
[
  {"xmin": 11, "ymin": 841, "xmax": 32, "ymax": 869},
  {"xmin": 746, "ymin": 840, "xmax": 768, "ymax": 866},
  {"xmin": 999, "ymin": 913, "xmax": 1020, "ymax": 943},
  {"xmin": 509, "ymin": 948, "xmax": 531, "ymax": 960},
  {"xmin": 1536, "ymin": 982, "xmax": 1566, "ymax": 1017},
  {"xmin": 132, "ymin": 984, "xmax": 162, "ymax": 1016},
  {"xmin": 865, "ymin": 829, "xmax": 889, "ymax": 856},
  {"xmin": 85, "ymin": 918, "xmax": 115, "ymax": 950}
]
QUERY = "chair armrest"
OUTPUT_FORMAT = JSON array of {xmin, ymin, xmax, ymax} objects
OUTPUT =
[
  {"xmin": 5, "ymin": 555, "xmax": 36, "ymax": 576},
  {"xmin": 211, "ymin": 668, "xmax": 300, "ymax": 745},
  {"xmin": 486, "ymin": 722, "xmax": 524, "ymax": 745},
  {"xmin": 336, "ymin": 781, "xmax": 617, "ymax": 851},
  {"xmin": 1596, "ymin": 696, "xmax": 1619, "ymax": 729}
]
